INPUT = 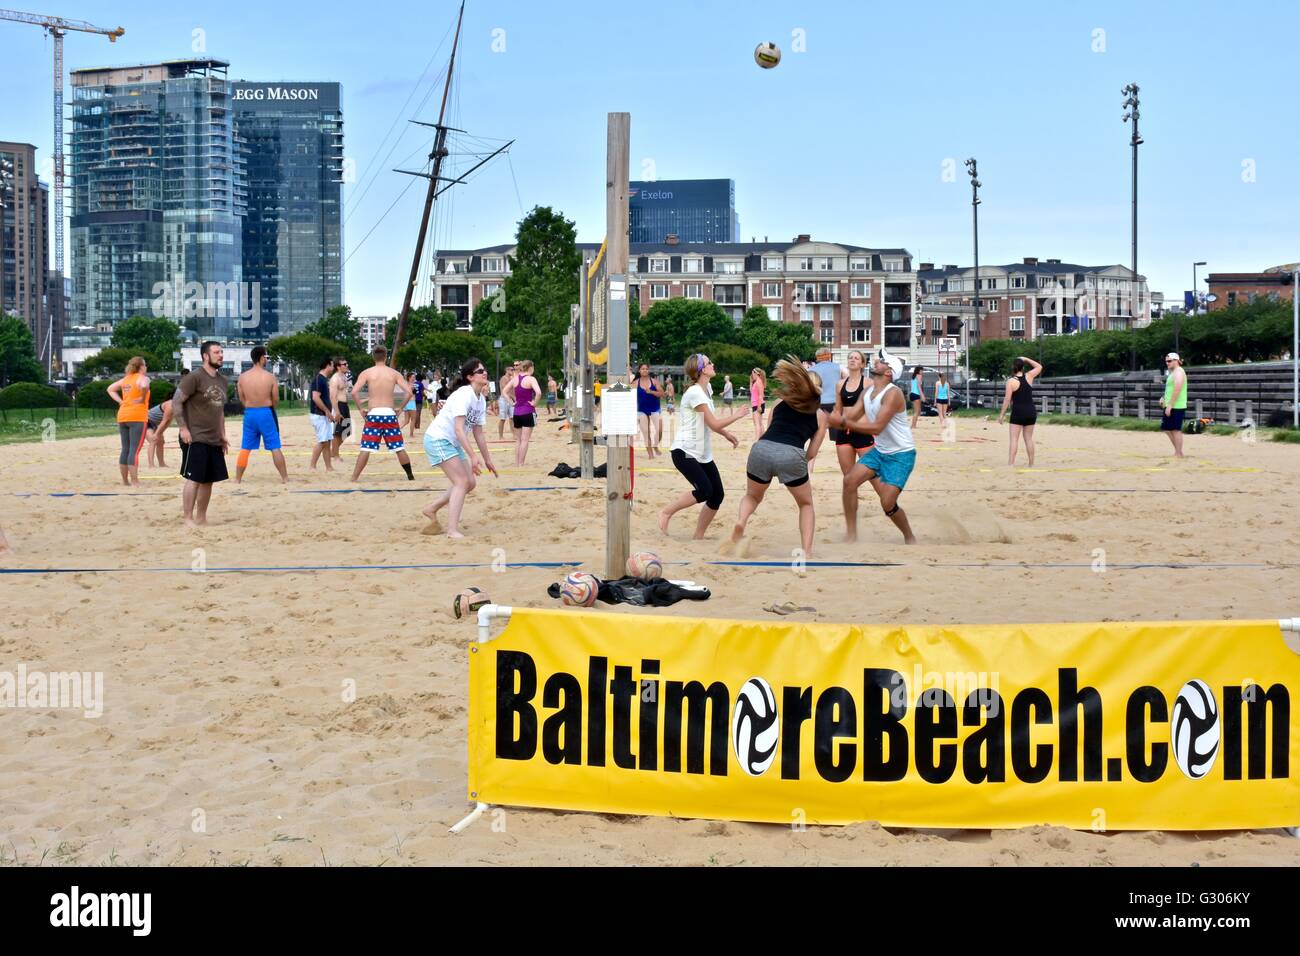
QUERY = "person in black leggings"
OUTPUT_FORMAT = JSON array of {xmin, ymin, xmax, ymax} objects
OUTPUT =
[{"xmin": 658, "ymin": 353, "xmax": 750, "ymax": 539}]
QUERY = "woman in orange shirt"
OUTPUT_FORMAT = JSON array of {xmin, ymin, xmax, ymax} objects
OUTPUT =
[{"xmin": 108, "ymin": 355, "xmax": 151, "ymax": 486}]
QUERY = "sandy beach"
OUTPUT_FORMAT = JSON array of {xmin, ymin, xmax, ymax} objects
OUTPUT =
[{"xmin": 1, "ymin": 409, "xmax": 1298, "ymax": 866}]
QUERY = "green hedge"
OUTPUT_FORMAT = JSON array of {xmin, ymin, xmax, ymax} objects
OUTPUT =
[{"xmin": 0, "ymin": 382, "xmax": 69, "ymax": 409}]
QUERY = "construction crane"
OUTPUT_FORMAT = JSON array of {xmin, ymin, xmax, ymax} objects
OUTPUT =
[{"xmin": 0, "ymin": 8, "xmax": 124, "ymax": 302}]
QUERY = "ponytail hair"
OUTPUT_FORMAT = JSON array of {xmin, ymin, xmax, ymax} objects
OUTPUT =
[
  {"xmin": 452, "ymin": 356, "xmax": 484, "ymax": 391},
  {"xmin": 772, "ymin": 356, "xmax": 821, "ymax": 414}
]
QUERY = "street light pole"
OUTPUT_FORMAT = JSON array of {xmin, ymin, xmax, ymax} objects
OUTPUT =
[
  {"xmin": 965, "ymin": 158, "xmax": 981, "ymax": 409},
  {"xmin": 1122, "ymin": 83, "xmax": 1142, "ymax": 299},
  {"xmin": 1187, "ymin": 261, "xmax": 1207, "ymax": 356}
]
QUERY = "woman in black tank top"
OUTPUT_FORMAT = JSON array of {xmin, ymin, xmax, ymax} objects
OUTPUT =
[
  {"xmin": 998, "ymin": 356, "xmax": 1042, "ymax": 466},
  {"xmin": 831, "ymin": 350, "xmax": 874, "ymax": 474}
]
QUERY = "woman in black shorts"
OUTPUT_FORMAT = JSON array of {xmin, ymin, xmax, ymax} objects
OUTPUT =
[
  {"xmin": 830, "ymin": 349, "xmax": 873, "ymax": 475},
  {"xmin": 728, "ymin": 358, "xmax": 828, "ymax": 557},
  {"xmin": 997, "ymin": 356, "xmax": 1042, "ymax": 467},
  {"xmin": 659, "ymin": 353, "xmax": 749, "ymax": 539}
]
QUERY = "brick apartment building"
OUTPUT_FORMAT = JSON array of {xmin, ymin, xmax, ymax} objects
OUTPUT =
[
  {"xmin": 916, "ymin": 259, "xmax": 1156, "ymax": 350},
  {"xmin": 432, "ymin": 235, "xmax": 919, "ymax": 356},
  {"xmin": 1206, "ymin": 265, "xmax": 1296, "ymax": 311}
]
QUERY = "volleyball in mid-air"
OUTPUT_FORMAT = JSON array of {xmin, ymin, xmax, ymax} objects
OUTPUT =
[
  {"xmin": 626, "ymin": 550, "xmax": 663, "ymax": 581},
  {"xmin": 754, "ymin": 41, "xmax": 781, "ymax": 69},
  {"xmin": 453, "ymin": 586, "xmax": 490, "ymax": 619},
  {"xmin": 559, "ymin": 572, "xmax": 599, "ymax": 608}
]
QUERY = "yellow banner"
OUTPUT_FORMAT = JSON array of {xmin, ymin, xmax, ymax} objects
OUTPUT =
[
  {"xmin": 468, "ymin": 609, "xmax": 1300, "ymax": 829},
  {"xmin": 585, "ymin": 241, "xmax": 608, "ymax": 367}
]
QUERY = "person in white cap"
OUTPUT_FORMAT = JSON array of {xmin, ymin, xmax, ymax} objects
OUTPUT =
[
  {"xmin": 1159, "ymin": 352, "xmax": 1188, "ymax": 458},
  {"xmin": 829, "ymin": 348, "xmax": 917, "ymax": 544}
]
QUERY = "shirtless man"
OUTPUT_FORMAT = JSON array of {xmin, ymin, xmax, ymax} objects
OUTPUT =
[
  {"xmin": 329, "ymin": 356, "xmax": 352, "ymax": 462},
  {"xmin": 235, "ymin": 345, "xmax": 288, "ymax": 484},
  {"xmin": 350, "ymin": 345, "xmax": 415, "ymax": 481}
]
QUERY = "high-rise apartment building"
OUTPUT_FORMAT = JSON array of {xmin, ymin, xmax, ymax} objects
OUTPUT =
[
  {"xmin": 233, "ymin": 82, "xmax": 344, "ymax": 338},
  {"xmin": 70, "ymin": 59, "xmax": 247, "ymax": 337},
  {"xmin": 0, "ymin": 141, "xmax": 53, "ymax": 361}
]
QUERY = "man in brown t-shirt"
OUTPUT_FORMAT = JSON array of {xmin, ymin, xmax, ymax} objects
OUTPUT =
[{"xmin": 174, "ymin": 340, "xmax": 231, "ymax": 526}]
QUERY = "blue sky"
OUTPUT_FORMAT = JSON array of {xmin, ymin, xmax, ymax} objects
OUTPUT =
[{"xmin": 4, "ymin": 0, "xmax": 1297, "ymax": 317}]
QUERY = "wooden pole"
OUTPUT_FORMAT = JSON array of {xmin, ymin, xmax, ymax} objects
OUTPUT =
[
  {"xmin": 604, "ymin": 112, "xmax": 631, "ymax": 580},
  {"xmin": 390, "ymin": 1, "xmax": 465, "ymax": 366}
]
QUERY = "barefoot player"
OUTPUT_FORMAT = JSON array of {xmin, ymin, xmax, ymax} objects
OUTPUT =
[
  {"xmin": 174, "ymin": 341, "xmax": 230, "ymax": 527},
  {"xmin": 350, "ymin": 345, "xmax": 415, "ymax": 481},
  {"xmin": 831, "ymin": 349, "xmax": 918, "ymax": 544},
  {"xmin": 235, "ymin": 345, "xmax": 288, "ymax": 484}
]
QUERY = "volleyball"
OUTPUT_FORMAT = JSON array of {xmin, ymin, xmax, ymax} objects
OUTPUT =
[
  {"xmin": 559, "ymin": 571, "xmax": 599, "ymax": 608},
  {"xmin": 453, "ymin": 585, "xmax": 490, "ymax": 619},
  {"xmin": 732, "ymin": 677, "xmax": 780, "ymax": 776},
  {"xmin": 626, "ymin": 550, "xmax": 663, "ymax": 581},
  {"xmin": 1171, "ymin": 679, "xmax": 1220, "ymax": 780},
  {"xmin": 754, "ymin": 41, "xmax": 781, "ymax": 69}
]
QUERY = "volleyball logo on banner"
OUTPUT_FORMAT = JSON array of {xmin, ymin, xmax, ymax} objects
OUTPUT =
[{"xmin": 586, "ymin": 240, "xmax": 609, "ymax": 366}]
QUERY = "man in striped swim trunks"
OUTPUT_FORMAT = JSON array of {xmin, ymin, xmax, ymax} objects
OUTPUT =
[{"xmin": 349, "ymin": 345, "xmax": 415, "ymax": 482}]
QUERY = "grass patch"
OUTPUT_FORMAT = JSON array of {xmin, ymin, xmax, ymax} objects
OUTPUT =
[{"xmin": 0, "ymin": 403, "xmax": 308, "ymax": 446}]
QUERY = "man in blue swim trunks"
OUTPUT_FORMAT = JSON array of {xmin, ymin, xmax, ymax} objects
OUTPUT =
[
  {"xmin": 235, "ymin": 345, "xmax": 289, "ymax": 484},
  {"xmin": 830, "ymin": 349, "xmax": 917, "ymax": 544}
]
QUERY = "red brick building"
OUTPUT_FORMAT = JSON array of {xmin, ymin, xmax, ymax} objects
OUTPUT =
[{"xmin": 1206, "ymin": 266, "xmax": 1296, "ymax": 311}]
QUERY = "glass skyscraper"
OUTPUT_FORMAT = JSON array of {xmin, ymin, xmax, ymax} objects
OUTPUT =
[
  {"xmin": 70, "ymin": 60, "xmax": 247, "ymax": 337},
  {"xmin": 629, "ymin": 179, "xmax": 737, "ymax": 244},
  {"xmin": 233, "ymin": 82, "xmax": 343, "ymax": 338}
]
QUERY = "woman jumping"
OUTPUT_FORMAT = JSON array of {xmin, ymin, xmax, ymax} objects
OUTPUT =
[
  {"xmin": 422, "ymin": 357, "xmax": 499, "ymax": 538},
  {"xmin": 998, "ymin": 356, "xmax": 1042, "ymax": 467},
  {"xmin": 658, "ymin": 353, "xmax": 749, "ymax": 539},
  {"xmin": 729, "ymin": 358, "xmax": 828, "ymax": 556}
]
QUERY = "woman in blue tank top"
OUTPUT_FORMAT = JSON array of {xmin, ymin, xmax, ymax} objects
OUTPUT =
[
  {"xmin": 908, "ymin": 366, "xmax": 926, "ymax": 429},
  {"xmin": 934, "ymin": 373, "xmax": 950, "ymax": 428},
  {"xmin": 632, "ymin": 362, "xmax": 665, "ymax": 458}
]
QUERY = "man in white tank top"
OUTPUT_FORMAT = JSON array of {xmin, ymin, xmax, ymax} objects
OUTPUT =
[{"xmin": 831, "ymin": 349, "xmax": 917, "ymax": 544}]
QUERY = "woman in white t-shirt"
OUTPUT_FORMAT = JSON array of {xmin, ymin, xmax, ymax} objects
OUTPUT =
[
  {"xmin": 658, "ymin": 353, "xmax": 750, "ymax": 539},
  {"xmin": 421, "ymin": 357, "xmax": 499, "ymax": 538}
]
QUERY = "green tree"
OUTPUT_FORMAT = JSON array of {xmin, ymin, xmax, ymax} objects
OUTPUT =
[
  {"xmin": 472, "ymin": 206, "xmax": 582, "ymax": 374},
  {"xmin": 267, "ymin": 333, "xmax": 350, "ymax": 397},
  {"xmin": 0, "ymin": 315, "xmax": 44, "ymax": 386},
  {"xmin": 386, "ymin": 306, "xmax": 459, "ymax": 351},
  {"xmin": 735, "ymin": 306, "xmax": 818, "ymax": 364},
  {"xmin": 111, "ymin": 315, "xmax": 182, "ymax": 368},
  {"xmin": 397, "ymin": 331, "xmax": 493, "ymax": 374},
  {"xmin": 695, "ymin": 341, "xmax": 771, "ymax": 378},
  {"xmin": 80, "ymin": 347, "xmax": 165, "ymax": 380},
  {"xmin": 75, "ymin": 379, "xmax": 115, "ymax": 409},
  {"xmin": 631, "ymin": 298, "xmax": 736, "ymax": 364},
  {"xmin": 302, "ymin": 305, "xmax": 366, "ymax": 355},
  {"xmin": 0, "ymin": 381, "xmax": 69, "ymax": 409}
]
